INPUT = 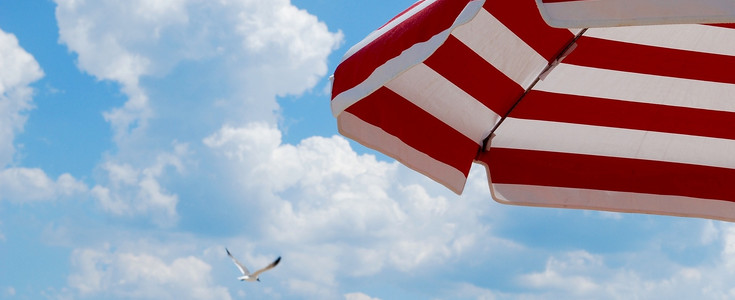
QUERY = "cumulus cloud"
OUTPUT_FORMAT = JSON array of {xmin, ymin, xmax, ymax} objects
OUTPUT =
[
  {"xmin": 68, "ymin": 245, "xmax": 231, "ymax": 300},
  {"xmin": 204, "ymin": 122, "xmax": 504, "ymax": 297},
  {"xmin": 53, "ymin": 0, "xmax": 343, "ymax": 227},
  {"xmin": 0, "ymin": 28, "xmax": 44, "ymax": 167},
  {"xmin": 54, "ymin": 0, "xmax": 343, "ymax": 143}
]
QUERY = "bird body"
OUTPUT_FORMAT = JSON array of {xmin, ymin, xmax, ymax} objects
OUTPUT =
[{"xmin": 226, "ymin": 248, "xmax": 281, "ymax": 282}]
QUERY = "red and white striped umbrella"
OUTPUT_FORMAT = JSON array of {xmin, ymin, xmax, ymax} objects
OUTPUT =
[{"xmin": 330, "ymin": 0, "xmax": 735, "ymax": 221}]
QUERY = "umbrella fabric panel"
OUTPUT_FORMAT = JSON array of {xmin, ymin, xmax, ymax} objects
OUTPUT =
[
  {"xmin": 482, "ymin": 24, "xmax": 735, "ymax": 221},
  {"xmin": 331, "ymin": 0, "xmax": 575, "ymax": 193},
  {"xmin": 536, "ymin": 0, "xmax": 735, "ymax": 28},
  {"xmin": 331, "ymin": 0, "xmax": 475, "ymax": 102}
]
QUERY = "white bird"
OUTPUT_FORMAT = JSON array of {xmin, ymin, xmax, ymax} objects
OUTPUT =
[{"xmin": 226, "ymin": 248, "xmax": 281, "ymax": 282}]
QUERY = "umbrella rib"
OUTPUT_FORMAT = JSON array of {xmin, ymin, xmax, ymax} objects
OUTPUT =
[{"xmin": 480, "ymin": 28, "xmax": 589, "ymax": 153}]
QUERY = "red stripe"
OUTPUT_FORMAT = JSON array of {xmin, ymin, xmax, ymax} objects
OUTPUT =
[
  {"xmin": 424, "ymin": 35, "xmax": 525, "ymax": 116},
  {"xmin": 710, "ymin": 24, "xmax": 735, "ymax": 29},
  {"xmin": 332, "ymin": 0, "xmax": 474, "ymax": 99},
  {"xmin": 481, "ymin": 148, "xmax": 735, "ymax": 202},
  {"xmin": 484, "ymin": 0, "xmax": 575, "ymax": 60},
  {"xmin": 565, "ymin": 36, "xmax": 735, "ymax": 84},
  {"xmin": 378, "ymin": 0, "xmax": 427, "ymax": 30},
  {"xmin": 512, "ymin": 91, "xmax": 735, "ymax": 140},
  {"xmin": 345, "ymin": 87, "xmax": 478, "ymax": 176}
]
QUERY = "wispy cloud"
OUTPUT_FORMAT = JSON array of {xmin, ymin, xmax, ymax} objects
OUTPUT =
[
  {"xmin": 68, "ymin": 245, "xmax": 231, "ymax": 300},
  {"xmin": 90, "ymin": 142, "xmax": 189, "ymax": 227},
  {"xmin": 0, "ymin": 168, "xmax": 87, "ymax": 203},
  {"xmin": 344, "ymin": 292, "xmax": 381, "ymax": 300}
]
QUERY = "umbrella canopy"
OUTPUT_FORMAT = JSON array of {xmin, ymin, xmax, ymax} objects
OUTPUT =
[
  {"xmin": 537, "ymin": 0, "xmax": 735, "ymax": 28},
  {"xmin": 330, "ymin": 0, "xmax": 735, "ymax": 221}
]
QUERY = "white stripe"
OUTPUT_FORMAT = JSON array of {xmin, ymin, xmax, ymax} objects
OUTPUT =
[
  {"xmin": 331, "ymin": 0, "xmax": 486, "ymax": 117},
  {"xmin": 342, "ymin": 0, "xmax": 441, "ymax": 61},
  {"xmin": 585, "ymin": 24, "xmax": 735, "ymax": 57},
  {"xmin": 332, "ymin": 28, "xmax": 451, "ymax": 117},
  {"xmin": 338, "ymin": 112, "xmax": 467, "ymax": 194},
  {"xmin": 386, "ymin": 63, "xmax": 499, "ymax": 144},
  {"xmin": 535, "ymin": 64, "xmax": 735, "ymax": 113},
  {"xmin": 492, "ymin": 118, "xmax": 735, "ymax": 169},
  {"xmin": 489, "ymin": 183, "xmax": 735, "ymax": 222},
  {"xmin": 537, "ymin": 0, "xmax": 735, "ymax": 28},
  {"xmin": 452, "ymin": 8, "xmax": 548, "ymax": 89}
]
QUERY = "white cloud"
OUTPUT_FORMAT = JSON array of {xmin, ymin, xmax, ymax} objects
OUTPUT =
[
  {"xmin": 0, "ymin": 26, "xmax": 88, "ymax": 209},
  {"xmin": 721, "ymin": 224, "xmax": 735, "ymax": 272},
  {"xmin": 287, "ymin": 278, "xmax": 337, "ymax": 300},
  {"xmin": 344, "ymin": 292, "xmax": 381, "ymax": 300},
  {"xmin": 597, "ymin": 211, "xmax": 623, "ymax": 220},
  {"xmin": 520, "ymin": 251, "xmax": 602, "ymax": 295},
  {"xmin": 55, "ymin": 0, "xmax": 187, "ymax": 109},
  {"xmin": 0, "ymin": 29, "xmax": 43, "ymax": 95},
  {"xmin": 68, "ymin": 245, "xmax": 231, "ymax": 300},
  {"xmin": 53, "ymin": 0, "xmax": 342, "ymax": 227},
  {"xmin": 513, "ymin": 232, "xmax": 735, "ymax": 300},
  {"xmin": 90, "ymin": 143, "xmax": 189, "ymax": 227},
  {"xmin": 702, "ymin": 220, "xmax": 720, "ymax": 245},
  {"xmin": 54, "ymin": 0, "xmax": 343, "ymax": 144},
  {"xmin": 0, "ymin": 28, "xmax": 44, "ymax": 167},
  {"xmin": 232, "ymin": 0, "xmax": 344, "ymax": 97},
  {"xmin": 204, "ymin": 123, "xmax": 507, "ymax": 297},
  {"xmin": 0, "ymin": 168, "xmax": 87, "ymax": 203}
]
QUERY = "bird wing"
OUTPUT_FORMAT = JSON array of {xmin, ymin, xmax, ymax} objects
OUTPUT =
[
  {"xmin": 251, "ymin": 256, "xmax": 281, "ymax": 278},
  {"xmin": 226, "ymin": 248, "xmax": 250, "ymax": 275}
]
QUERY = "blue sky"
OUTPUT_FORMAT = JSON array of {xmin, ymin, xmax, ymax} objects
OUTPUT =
[{"xmin": 0, "ymin": 0, "xmax": 733, "ymax": 299}]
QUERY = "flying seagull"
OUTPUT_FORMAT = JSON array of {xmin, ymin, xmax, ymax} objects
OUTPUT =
[{"xmin": 226, "ymin": 248, "xmax": 281, "ymax": 282}]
